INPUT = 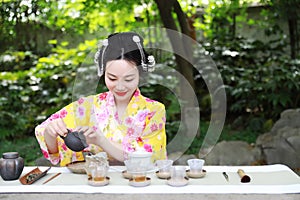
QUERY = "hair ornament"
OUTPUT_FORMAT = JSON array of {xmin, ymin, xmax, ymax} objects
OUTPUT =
[
  {"xmin": 132, "ymin": 35, "xmax": 141, "ymax": 43},
  {"xmin": 94, "ymin": 39, "xmax": 109, "ymax": 77},
  {"xmin": 132, "ymin": 35, "xmax": 155, "ymax": 72},
  {"xmin": 102, "ymin": 38, "xmax": 108, "ymax": 46},
  {"xmin": 147, "ymin": 55, "xmax": 155, "ymax": 72},
  {"xmin": 121, "ymin": 48, "xmax": 125, "ymax": 60}
]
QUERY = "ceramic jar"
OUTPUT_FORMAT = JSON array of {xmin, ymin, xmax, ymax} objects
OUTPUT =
[{"xmin": 0, "ymin": 152, "xmax": 24, "ymax": 180}]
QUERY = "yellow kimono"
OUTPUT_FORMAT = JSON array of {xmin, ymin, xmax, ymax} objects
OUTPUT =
[{"xmin": 35, "ymin": 89, "xmax": 167, "ymax": 166}]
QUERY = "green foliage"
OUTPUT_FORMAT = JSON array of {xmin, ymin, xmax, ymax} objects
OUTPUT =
[
  {"xmin": 198, "ymin": 0, "xmax": 249, "ymax": 40},
  {"xmin": 198, "ymin": 0, "xmax": 300, "ymax": 132},
  {"xmin": 0, "ymin": 38, "xmax": 96, "ymax": 139},
  {"xmin": 0, "ymin": 0, "xmax": 156, "ymax": 141},
  {"xmin": 261, "ymin": 0, "xmax": 300, "ymax": 20},
  {"xmin": 0, "ymin": 0, "xmax": 299, "ymax": 163},
  {"xmin": 228, "ymin": 39, "xmax": 300, "ymax": 131},
  {"xmin": 0, "ymin": 136, "xmax": 42, "ymax": 165}
]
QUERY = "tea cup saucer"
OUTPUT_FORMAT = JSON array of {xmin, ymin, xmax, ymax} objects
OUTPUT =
[
  {"xmin": 155, "ymin": 171, "xmax": 171, "ymax": 179},
  {"xmin": 122, "ymin": 170, "xmax": 133, "ymax": 179},
  {"xmin": 129, "ymin": 177, "xmax": 151, "ymax": 187},
  {"xmin": 87, "ymin": 177, "xmax": 110, "ymax": 186},
  {"xmin": 166, "ymin": 177, "xmax": 189, "ymax": 187},
  {"xmin": 186, "ymin": 169, "xmax": 207, "ymax": 178}
]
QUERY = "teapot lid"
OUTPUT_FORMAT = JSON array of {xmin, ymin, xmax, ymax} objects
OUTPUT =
[{"xmin": 2, "ymin": 152, "xmax": 19, "ymax": 159}]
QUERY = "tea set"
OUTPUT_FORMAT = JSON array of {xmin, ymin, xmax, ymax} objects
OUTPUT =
[
  {"xmin": 84, "ymin": 150, "xmax": 206, "ymax": 187},
  {"xmin": 0, "ymin": 130, "xmax": 207, "ymax": 187},
  {"xmin": 58, "ymin": 129, "xmax": 207, "ymax": 187}
]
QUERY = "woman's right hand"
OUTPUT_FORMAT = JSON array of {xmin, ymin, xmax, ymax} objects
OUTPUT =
[{"xmin": 44, "ymin": 118, "xmax": 68, "ymax": 138}]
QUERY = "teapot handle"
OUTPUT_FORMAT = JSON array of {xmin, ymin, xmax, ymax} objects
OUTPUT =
[{"xmin": 59, "ymin": 129, "xmax": 71, "ymax": 139}]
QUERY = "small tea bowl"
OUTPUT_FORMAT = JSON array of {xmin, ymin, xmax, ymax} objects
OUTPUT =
[{"xmin": 187, "ymin": 158, "xmax": 205, "ymax": 174}]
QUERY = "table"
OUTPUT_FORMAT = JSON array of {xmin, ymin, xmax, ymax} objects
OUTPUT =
[{"xmin": 0, "ymin": 164, "xmax": 299, "ymax": 200}]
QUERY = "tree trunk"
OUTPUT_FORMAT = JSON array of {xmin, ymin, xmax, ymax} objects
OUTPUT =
[
  {"xmin": 288, "ymin": 18, "xmax": 297, "ymax": 59},
  {"xmin": 154, "ymin": 0, "xmax": 196, "ymax": 107}
]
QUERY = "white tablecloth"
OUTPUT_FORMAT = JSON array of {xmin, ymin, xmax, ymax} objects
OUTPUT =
[{"xmin": 1, "ymin": 164, "xmax": 299, "ymax": 194}]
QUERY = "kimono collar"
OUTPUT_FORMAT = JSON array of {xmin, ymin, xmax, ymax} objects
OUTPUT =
[{"xmin": 105, "ymin": 88, "xmax": 143, "ymax": 107}]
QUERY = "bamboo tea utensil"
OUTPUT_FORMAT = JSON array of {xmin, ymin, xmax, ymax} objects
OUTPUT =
[
  {"xmin": 42, "ymin": 172, "xmax": 61, "ymax": 184},
  {"xmin": 222, "ymin": 172, "xmax": 229, "ymax": 182},
  {"xmin": 19, "ymin": 167, "xmax": 51, "ymax": 185},
  {"xmin": 237, "ymin": 169, "xmax": 251, "ymax": 183}
]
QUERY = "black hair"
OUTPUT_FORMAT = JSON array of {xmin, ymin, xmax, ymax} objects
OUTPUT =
[{"xmin": 97, "ymin": 32, "xmax": 151, "ymax": 74}]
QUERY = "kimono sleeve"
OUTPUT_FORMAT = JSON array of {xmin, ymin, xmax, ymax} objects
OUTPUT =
[
  {"xmin": 142, "ymin": 102, "xmax": 167, "ymax": 161},
  {"xmin": 35, "ymin": 96, "xmax": 93, "ymax": 166}
]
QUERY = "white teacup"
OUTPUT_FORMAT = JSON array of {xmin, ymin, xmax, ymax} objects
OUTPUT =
[
  {"xmin": 155, "ymin": 159, "xmax": 173, "ymax": 173},
  {"xmin": 170, "ymin": 166, "xmax": 186, "ymax": 181},
  {"xmin": 187, "ymin": 159, "xmax": 205, "ymax": 173},
  {"xmin": 90, "ymin": 165, "xmax": 108, "ymax": 182}
]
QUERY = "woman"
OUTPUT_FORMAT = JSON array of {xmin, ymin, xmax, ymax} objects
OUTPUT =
[{"xmin": 35, "ymin": 32, "xmax": 167, "ymax": 166}]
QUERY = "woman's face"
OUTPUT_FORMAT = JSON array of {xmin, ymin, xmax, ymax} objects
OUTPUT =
[{"xmin": 105, "ymin": 60, "xmax": 139, "ymax": 105}]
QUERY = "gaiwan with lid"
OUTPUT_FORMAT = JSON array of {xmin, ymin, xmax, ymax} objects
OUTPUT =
[
  {"xmin": 124, "ymin": 137, "xmax": 153, "ymax": 173},
  {"xmin": 0, "ymin": 152, "xmax": 24, "ymax": 180}
]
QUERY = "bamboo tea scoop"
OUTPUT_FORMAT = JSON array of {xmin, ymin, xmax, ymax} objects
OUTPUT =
[{"xmin": 237, "ymin": 169, "xmax": 251, "ymax": 183}]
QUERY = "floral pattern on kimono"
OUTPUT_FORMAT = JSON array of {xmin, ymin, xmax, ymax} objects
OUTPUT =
[{"xmin": 35, "ymin": 89, "xmax": 167, "ymax": 166}]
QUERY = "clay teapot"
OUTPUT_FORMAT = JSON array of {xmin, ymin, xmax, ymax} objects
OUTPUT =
[{"xmin": 61, "ymin": 129, "xmax": 88, "ymax": 152}]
